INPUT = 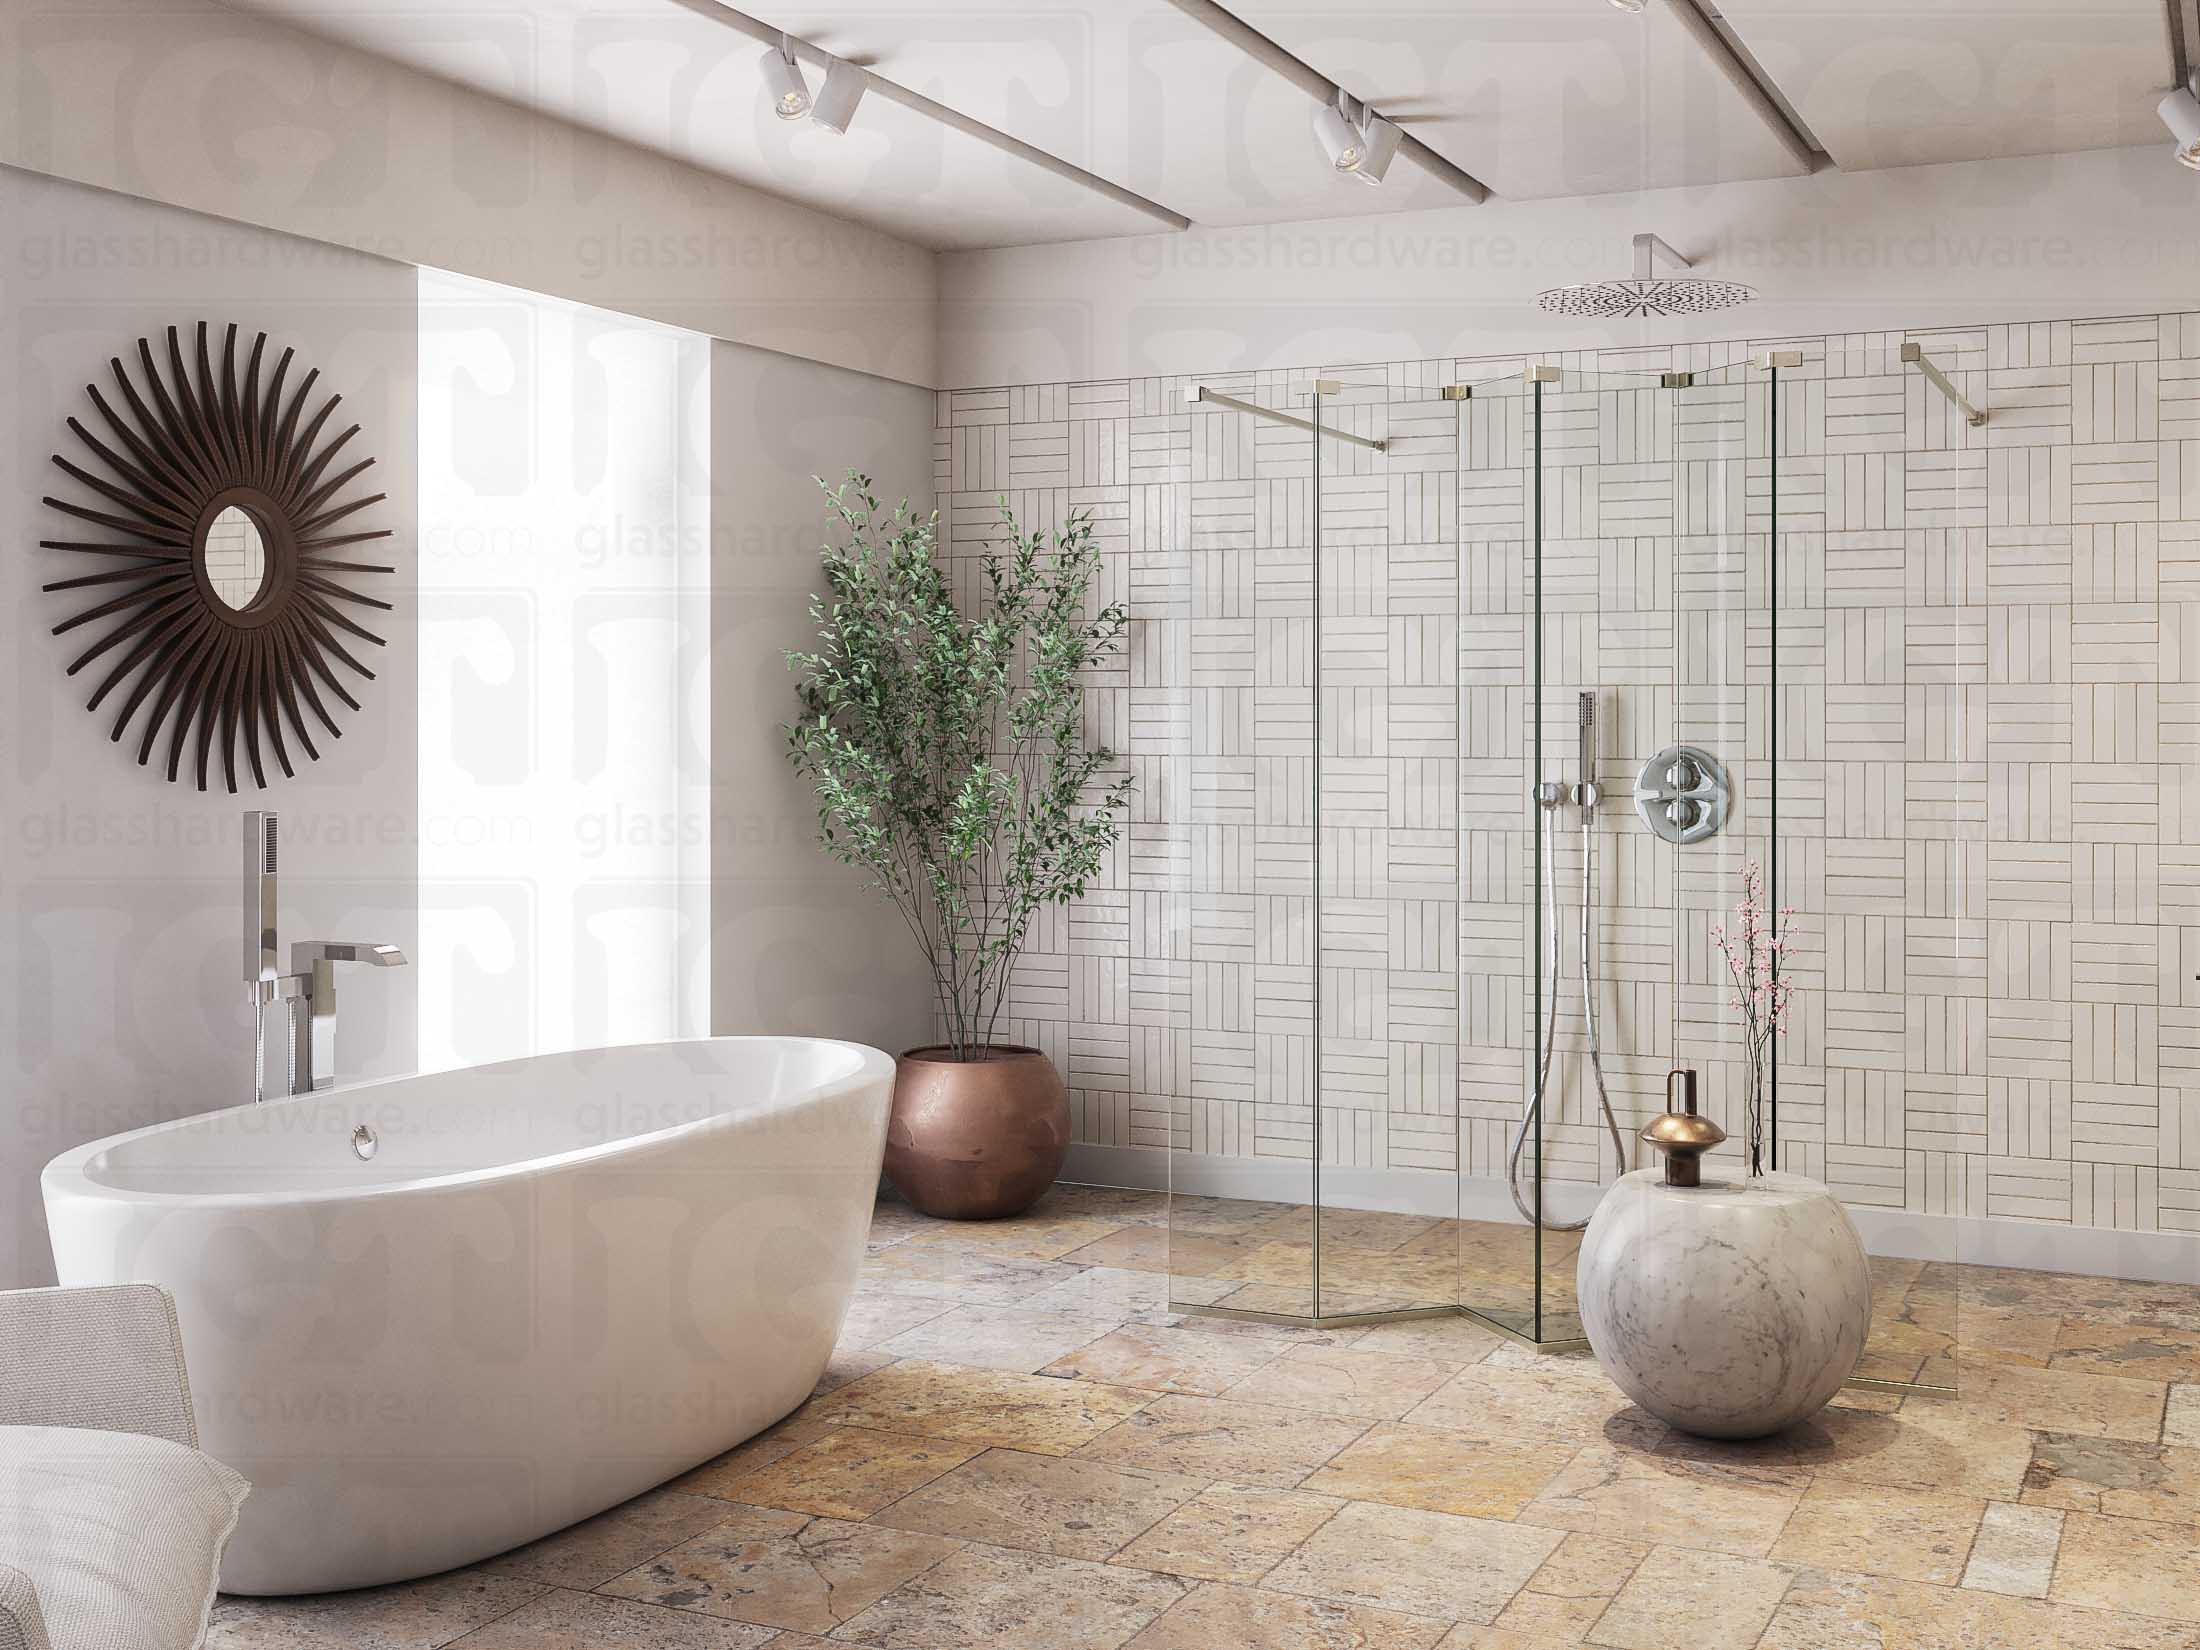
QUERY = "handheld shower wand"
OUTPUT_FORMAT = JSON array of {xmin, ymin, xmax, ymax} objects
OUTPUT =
[{"xmin": 1508, "ymin": 692, "xmax": 1630, "ymax": 1230}]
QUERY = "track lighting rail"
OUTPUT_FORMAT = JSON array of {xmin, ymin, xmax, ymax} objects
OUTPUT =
[
  {"xmin": 1185, "ymin": 384, "xmax": 1389, "ymax": 451},
  {"xmin": 666, "ymin": 0, "xmax": 1193, "ymax": 232},
  {"xmin": 1162, "ymin": 0, "xmax": 1490, "ymax": 204},
  {"xmin": 1901, "ymin": 341, "xmax": 1987, "ymax": 427}
]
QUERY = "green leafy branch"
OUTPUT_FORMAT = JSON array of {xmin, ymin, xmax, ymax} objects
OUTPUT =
[{"xmin": 786, "ymin": 473, "xmax": 1132, "ymax": 1061}]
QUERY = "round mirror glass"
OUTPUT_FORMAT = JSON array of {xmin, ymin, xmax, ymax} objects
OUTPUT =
[{"xmin": 202, "ymin": 505, "xmax": 269, "ymax": 610}]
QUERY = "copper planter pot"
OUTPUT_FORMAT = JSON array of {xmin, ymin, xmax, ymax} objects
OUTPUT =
[{"xmin": 886, "ymin": 1044, "xmax": 1069, "ymax": 1221}]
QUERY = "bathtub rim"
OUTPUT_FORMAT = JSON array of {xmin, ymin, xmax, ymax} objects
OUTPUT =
[{"xmin": 42, "ymin": 1034, "xmax": 895, "ymax": 1213}]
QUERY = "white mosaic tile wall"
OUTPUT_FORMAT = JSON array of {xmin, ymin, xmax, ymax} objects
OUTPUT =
[{"xmin": 933, "ymin": 312, "xmax": 2200, "ymax": 1238}]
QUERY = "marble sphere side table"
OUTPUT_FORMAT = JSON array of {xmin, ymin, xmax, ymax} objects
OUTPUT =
[{"xmin": 1578, "ymin": 1167, "xmax": 1873, "ymax": 1438}]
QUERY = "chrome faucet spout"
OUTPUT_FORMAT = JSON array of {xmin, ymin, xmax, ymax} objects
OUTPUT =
[{"xmin": 242, "ymin": 810, "xmax": 408, "ymax": 1100}]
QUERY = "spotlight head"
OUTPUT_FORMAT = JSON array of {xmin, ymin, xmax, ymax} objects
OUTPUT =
[
  {"xmin": 1353, "ymin": 110, "xmax": 1402, "ymax": 185},
  {"xmin": 2161, "ymin": 85, "xmax": 2200, "ymax": 170},
  {"xmin": 759, "ymin": 44, "xmax": 811, "ymax": 121},
  {"xmin": 1312, "ymin": 94, "xmax": 1365, "ymax": 174},
  {"xmin": 811, "ymin": 55, "xmax": 866, "ymax": 134},
  {"xmin": 1608, "ymin": 0, "xmax": 1647, "ymax": 12}
]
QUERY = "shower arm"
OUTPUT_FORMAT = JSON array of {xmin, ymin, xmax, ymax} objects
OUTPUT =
[{"xmin": 1633, "ymin": 233, "xmax": 1691, "ymax": 280}]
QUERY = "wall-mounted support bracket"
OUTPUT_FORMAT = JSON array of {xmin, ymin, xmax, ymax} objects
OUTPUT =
[
  {"xmin": 1184, "ymin": 385, "xmax": 1388, "ymax": 451},
  {"xmin": 1901, "ymin": 341, "xmax": 1988, "ymax": 427}
]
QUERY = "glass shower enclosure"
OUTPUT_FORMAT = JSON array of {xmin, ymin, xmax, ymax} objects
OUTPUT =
[{"xmin": 1163, "ymin": 355, "xmax": 1951, "ymax": 1350}]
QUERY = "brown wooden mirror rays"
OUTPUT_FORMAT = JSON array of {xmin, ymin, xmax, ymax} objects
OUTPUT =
[{"xmin": 40, "ymin": 321, "xmax": 394, "ymax": 792}]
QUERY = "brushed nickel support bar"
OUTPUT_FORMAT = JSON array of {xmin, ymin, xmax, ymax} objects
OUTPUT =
[
  {"xmin": 665, "ymin": 0, "xmax": 1193, "ymax": 231},
  {"xmin": 1660, "ymin": 0, "xmax": 1827, "ymax": 175},
  {"xmin": 1902, "ymin": 341, "xmax": 1988, "ymax": 427},
  {"xmin": 1185, "ymin": 385, "xmax": 1388, "ymax": 451},
  {"xmin": 1161, "ymin": 0, "xmax": 1492, "ymax": 204}
]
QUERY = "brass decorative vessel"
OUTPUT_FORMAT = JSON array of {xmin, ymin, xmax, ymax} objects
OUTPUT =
[
  {"xmin": 1640, "ymin": 1067, "xmax": 1726, "ymax": 1187},
  {"xmin": 886, "ymin": 1044, "xmax": 1069, "ymax": 1220}
]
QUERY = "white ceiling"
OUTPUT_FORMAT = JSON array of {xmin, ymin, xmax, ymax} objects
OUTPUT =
[{"xmin": 217, "ymin": 0, "xmax": 2180, "ymax": 251}]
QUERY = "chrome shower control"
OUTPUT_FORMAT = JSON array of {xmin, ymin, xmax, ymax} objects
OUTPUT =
[{"xmin": 1635, "ymin": 744, "xmax": 1730, "ymax": 845}]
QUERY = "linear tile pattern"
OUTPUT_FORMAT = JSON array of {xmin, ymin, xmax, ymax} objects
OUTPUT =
[
  {"xmin": 208, "ymin": 1186, "xmax": 2200, "ymax": 1647},
  {"xmin": 934, "ymin": 315, "xmax": 2200, "ymax": 1240}
]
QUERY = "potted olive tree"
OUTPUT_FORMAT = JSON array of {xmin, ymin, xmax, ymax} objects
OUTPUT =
[{"xmin": 786, "ymin": 475, "xmax": 1131, "ymax": 1219}]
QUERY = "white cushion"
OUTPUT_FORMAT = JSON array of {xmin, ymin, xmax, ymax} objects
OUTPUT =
[{"xmin": 0, "ymin": 1427, "xmax": 247, "ymax": 1650}]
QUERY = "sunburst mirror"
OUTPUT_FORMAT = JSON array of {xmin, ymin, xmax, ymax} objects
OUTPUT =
[{"xmin": 40, "ymin": 321, "xmax": 395, "ymax": 793}]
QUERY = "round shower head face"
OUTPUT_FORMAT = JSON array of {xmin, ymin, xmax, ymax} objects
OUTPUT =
[{"xmin": 1537, "ymin": 276, "xmax": 1757, "ymax": 320}]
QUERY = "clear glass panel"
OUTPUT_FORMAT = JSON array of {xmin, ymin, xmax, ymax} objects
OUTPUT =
[
  {"xmin": 1457, "ymin": 362, "xmax": 1770, "ymax": 1346},
  {"xmin": 1311, "ymin": 374, "xmax": 1459, "ymax": 1320},
  {"xmin": 1170, "ymin": 379, "xmax": 1317, "ymax": 1318}
]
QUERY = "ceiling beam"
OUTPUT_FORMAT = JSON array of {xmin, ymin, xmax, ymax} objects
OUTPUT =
[
  {"xmin": 665, "ymin": 0, "xmax": 1193, "ymax": 232},
  {"xmin": 1162, "ymin": 0, "xmax": 1491, "ymax": 205},
  {"xmin": 1662, "ymin": 0, "xmax": 1829, "ymax": 175}
]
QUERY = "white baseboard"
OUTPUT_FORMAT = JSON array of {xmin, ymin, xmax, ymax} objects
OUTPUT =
[{"xmin": 1062, "ymin": 1143, "xmax": 2200, "ymax": 1286}]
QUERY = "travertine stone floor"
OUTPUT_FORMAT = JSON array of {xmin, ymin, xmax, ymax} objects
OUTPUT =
[{"xmin": 212, "ymin": 1185, "xmax": 2200, "ymax": 1650}]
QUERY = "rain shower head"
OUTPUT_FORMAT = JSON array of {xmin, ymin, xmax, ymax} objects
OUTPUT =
[{"xmin": 1537, "ymin": 233, "xmax": 1755, "ymax": 320}]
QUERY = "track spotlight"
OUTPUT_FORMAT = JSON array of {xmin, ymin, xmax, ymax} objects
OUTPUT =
[
  {"xmin": 1312, "ymin": 93, "xmax": 1366, "ymax": 174},
  {"xmin": 759, "ymin": 40, "xmax": 811, "ymax": 122},
  {"xmin": 1313, "ymin": 91, "xmax": 1400, "ymax": 184},
  {"xmin": 1353, "ymin": 109, "xmax": 1402, "ymax": 185},
  {"xmin": 2161, "ymin": 84, "xmax": 2200, "ymax": 170},
  {"xmin": 811, "ymin": 55, "xmax": 867, "ymax": 134}
]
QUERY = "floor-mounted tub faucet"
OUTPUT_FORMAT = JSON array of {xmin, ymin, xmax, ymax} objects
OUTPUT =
[{"xmin": 244, "ymin": 810, "xmax": 409, "ymax": 1101}]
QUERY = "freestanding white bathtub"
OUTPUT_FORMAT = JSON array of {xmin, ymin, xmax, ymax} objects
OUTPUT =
[{"xmin": 42, "ymin": 1036, "xmax": 893, "ymax": 1595}]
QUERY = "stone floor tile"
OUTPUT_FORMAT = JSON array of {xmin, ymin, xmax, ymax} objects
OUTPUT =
[
  {"xmin": 2051, "ymin": 1321, "xmax": 2200, "ymax": 1384},
  {"xmin": 832, "ymin": 1542, "xmax": 1187, "ymax": 1650},
  {"xmin": 1029, "ymin": 1184, "xmax": 1171, "ymax": 1227},
  {"xmin": 1217, "ymin": 1344, "xmax": 1459, "ymax": 1421},
  {"xmin": 1524, "ymin": 1532, "xmax": 1650, "ymax": 1601},
  {"xmin": 1262, "ymin": 1500, "xmax": 1563, "ymax": 1625},
  {"xmin": 2020, "ymin": 1431, "xmax": 2200, "ymax": 1521},
  {"xmin": 834, "ymin": 1293, "xmax": 953, "ymax": 1351},
  {"xmin": 1788, "ymin": 1398, "xmax": 2039, "ymax": 1498},
  {"xmin": 1056, "ymin": 1224, "xmax": 1250, "ymax": 1276},
  {"xmin": 899, "ymin": 1215, "xmax": 1132, "ymax": 1263},
  {"xmin": 476, "ymin": 1489, "xmax": 736, "ymax": 1588},
  {"xmin": 1922, "ymin": 1357, "xmax": 2168, "ymax": 1442},
  {"xmin": 865, "ymin": 1200, "xmax": 933, "ymax": 1250},
  {"xmin": 869, "ymin": 1447, "xmax": 1205, "ymax": 1561},
  {"xmin": 810, "ymin": 1348, "xmax": 896, "ymax": 1396},
  {"xmin": 1960, "ymin": 1501, "xmax": 2063, "ymax": 1598},
  {"xmin": 2051, "ymin": 1509, "xmax": 2200, "ymax": 1621},
  {"xmin": 1108, "ymin": 1484, "xmax": 1344, "ymax": 1585},
  {"xmin": 701, "ymin": 1426, "xmax": 981, "ymax": 1520},
  {"xmin": 1345, "ymin": 1313, "xmax": 1505, "ymax": 1366},
  {"xmin": 1583, "ymin": 1546, "xmax": 1793, "ymax": 1650},
  {"xmin": 1021, "ymin": 1264, "xmax": 1207, "ymax": 1318},
  {"xmin": 1489, "ymin": 1589, "xmax": 1605, "ymax": 1643},
  {"xmin": 1121, "ymin": 1582, "xmax": 1449, "ymax": 1649},
  {"xmin": 1302, "ymin": 1421, "xmax": 1569, "ymax": 1519},
  {"xmin": 1074, "ymin": 1392, "xmax": 1369, "ymax": 1487},
  {"xmin": 671, "ymin": 1416, "xmax": 840, "ymax": 1496},
  {"xmin": 597, "ymin": 1507, "xmax": 958, "ymax": 1636},
  {"xmin": 1401, "ymin": 1351, "xmax": 1635, "ymax": 1445},
  {"xmin": 1763, "ymin": 1566, "xmax": 2200, "ymax": 1650},
  {"xmin": 1043, "ymin": 1323, "xmax": 1291, "ymax": 1396},
  {"xmin": 1517, "ymin": 1443, "xmax": 1807, "ymax": 1559},
  {"xmin": 874, "ymin": 1303, "xmax": 1117, "ymax": 1373},
  {"xmin": 804, "ymin": 1357, "xmax": 1150, "ymax": 1453},
  {"xmin": 1767, "ymin": 1478, "xmax": 1986, "ymax": 1584},
  {"xmin": 2169, "ymin": 1383, "xmax": 2200, "ymax": 1448},
  {"xmin": 443, "ymin": 1590, "xmax": 778, "ymax": 1649},
  {"xmin": 858, "ymin": 1244, "xmax": 1083, "ymax": 1305},
  {"xmin": 205, "ymin": 1572, "xmax": 546, "ymax": 1650}
]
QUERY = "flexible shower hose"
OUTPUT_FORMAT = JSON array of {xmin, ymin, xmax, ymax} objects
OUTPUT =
[{"xmin": 1507, "ymin": 798, "xmax": 1630, "ymax": 1230}]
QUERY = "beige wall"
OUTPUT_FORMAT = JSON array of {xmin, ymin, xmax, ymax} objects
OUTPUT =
[
  {"xmin": 708, "ymin": 340, "xmax": 938, "ymax": 1054},
  {"xmin": 0, "ymin": 166, "xmax": 420, "ymax": 1285},
  {"xmin": 0, "ymin": 0, "xmax": 935, "ymax": 388}
]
